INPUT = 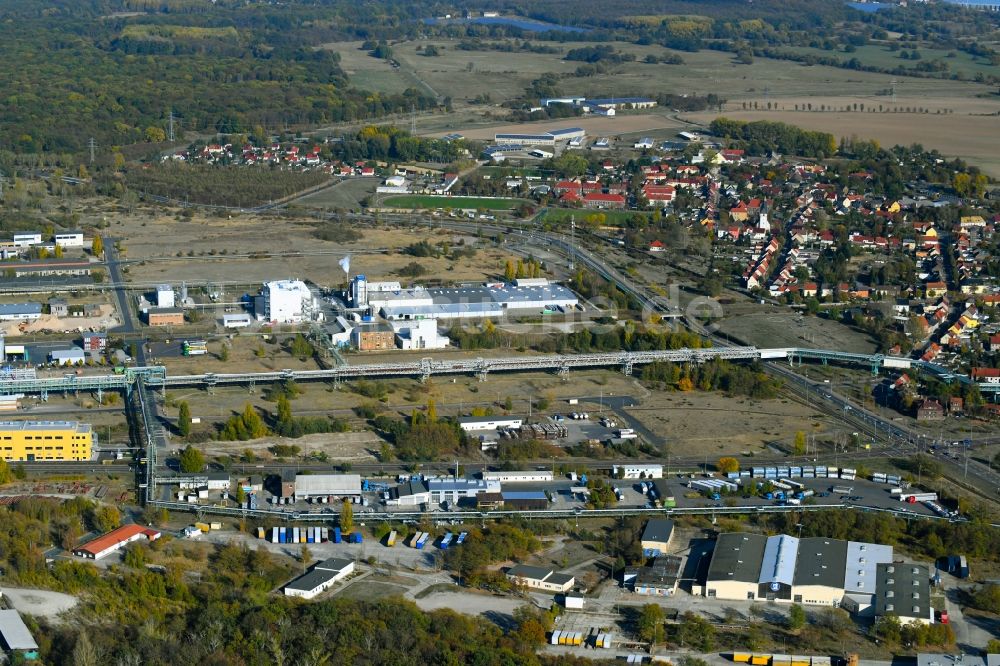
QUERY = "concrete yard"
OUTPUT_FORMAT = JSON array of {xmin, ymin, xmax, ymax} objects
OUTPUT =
[{"xmin": 1, "ymin": 587, "xmax": 79, "ymax": 620}]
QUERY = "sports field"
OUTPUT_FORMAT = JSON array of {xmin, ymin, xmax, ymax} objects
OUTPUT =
[{"xmin": 381, "ymin": 195, "xmax": 527, "ymax": 210}]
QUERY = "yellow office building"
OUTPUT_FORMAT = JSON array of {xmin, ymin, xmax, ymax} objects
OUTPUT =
[{"xmin": 0, "ymin": 421, "xmax": 94, "ymax": 462}]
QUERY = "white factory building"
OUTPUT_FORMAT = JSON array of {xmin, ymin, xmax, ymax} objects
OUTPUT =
[
  {"xmin": 459, "ymin": 416, "xmax": 524, "ymax": 432},
  {"xmin": 293, "ymin": 473, "xmax": 361, "ymax": 501},
  {"xmin": 263, "ymin": 280, "xmax": 317, "ymax": 324},
  {"xmin": 156, "ymin": 284, "xmax": 175, "ymax": 309},
  {"xmin": 392, "ymin": 318, "xmax": 449, "ymax": 350},
  {"xmin": 482, "ymin": 470, "xmax": 554, "ymax": 483},
  {"xmin": 613, "ymin": 464, "xmax": 664, "ymax": 479},
  {"xmin": 350, "ymin": 276, "xmax": 579, "ymax": 321},
  {"xmin": 284, "ymin": 557, "xmax": 355, "ymax": 600}
]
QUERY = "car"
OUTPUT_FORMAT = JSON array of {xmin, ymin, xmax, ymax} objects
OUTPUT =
[{"xmin": 817, "ymin": 492, "xmax": 830, "ymax": 497}]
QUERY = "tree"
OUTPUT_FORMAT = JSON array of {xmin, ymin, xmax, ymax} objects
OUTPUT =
[
  {"xmin": 638, "ymin": 603, "xmax": 665, "ymax": 646},
  {"xmin": 504, "ymin": 259, "xmax": 516, "ymax": 282},
  {"xmin": 787, "ymin": 603, "xmax": 807, "ymax": 631},
  {"xmin": 0, "ymin": 458, "xmax": 11, "ymax": 485},
  {"xmin": 93, "ymin": 504, "xmax": 121, "ymax": 533},
  {"xmin": 72, "ymin": 631, "xmax": 100, "ymax": 666},
  {"xmin": 717, "ymin": 457, "xmax": 739, "ymax": 474},
  {"xmin": 145, "ymin": 126, "xmax": 166, "ymax": 143},
  {"xmin": 91, "ymin": 235, "xmax": 103, "ymax": 257},
  {"xmin": 301, "ymin": 545, "xmax": 312, "ymax": 569},
  {"xmin": 276, "ymin": 394, "xmax": 293, "ymax": 428},
  {"xmin": 177, "ymin": 401, "xmax": 192, "ymax": 437},
  {"xmin": 219, "ymin": 344, "xmax": 230, "ymax": 362},
  {"xmin": 179, "ymin": 445, "xmax": 205, "ymax": 473},
  {"xmin": 794, "ymin": 431, "xmax": 807, "ymax": 455},
  {"xmin": 987, "ymin": 639, "xmax": 1000, "ymax": 655},
  {"xmin": 340, "ymin": 500, "xmax": 354, "ymax": 533},
  {"xmin": 235, "ymin": 486, "xmax": 247, "ymax": 505},
  {"xmin": 290, "ymin": 333, "xmax": 313, "ymax": 360},
  {"xmin": 426, "ymin": 398, "xmax": 437, "ymax": 423}
]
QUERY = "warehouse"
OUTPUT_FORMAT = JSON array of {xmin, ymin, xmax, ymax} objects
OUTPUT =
[
  {"xmin": 495, "ymin": 133, "xmax": 556, "ymax": 147},
  {"xmin": 705, "ymin": 532, "xmax": 897, "ymax": 608},
  {"xmin": 482, "ymin": 470, "xmax": 552, "ymax": 483},
  {"xmin": 0, "ymin": 610, "xmax": 39, "ymax": 661},
  {"xmin": 507, "ymin": 564, "xmax": 575, "ymax": 592},
  {"xmin": 222, "ymin": 313, "xmax": 252, "ymax": 328},
  {"xmin": 875, "ymin": 563, "xmax": 932, "ymax": 625},
  {"xmin": 705, "ymin": 533, "xmax": 769, "ymax": 601},
  {"xmin": 293, "ymin": 474, "xmax": 362, "ymax": 501},
  {"xmin": 284, "ymin": 557, "xmax": 355, "ymax": 600},
  {"xmin": 50, "ymin": 348, "xmax": 86, "ymax": 366},
  {"xmin": 501, "ymin": 491, "xmax": 549, "ymax": 510},
  {"xmin": 640, "ymin": 519, "xmax": 674, "ymax": 557},
  {"xmin": 427, "ymin": 477, "xmax": 498, "ymax": 503},
  {"xmin": 392, "ymin": 318, "xmax": 449, "ymax": 350},
  {"xmin": 459, "ymin": 416, "xmax": 524, "ymax": 432},
  {"xmin": 386, "ymin": 479, "xmax": 432, "ymax": 506},
  {"xmin": 54, "ymin": 231, "xmax": 84, "ymax": 247},
  {"xmin": 0, "ymin": 303, "xmax": 42, "ymax": 322},
  {"xmin": 614, "ymin": 464, "xmax": 663, "ymax": 479},
  {"xmin": 73, "ymin": 524, "xmax": 161, "ymax": 560},
  {"xmin": 0, "ymin": 420, "xmax": 94, "ymax": 462}
]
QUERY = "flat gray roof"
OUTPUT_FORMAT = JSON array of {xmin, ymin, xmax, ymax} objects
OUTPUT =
[
  {"xmin": 508, "ymin": 564, "xmax": 553, "ymax": 581},
  {"xmin": 844, "ymin": 541, "xmax": 893, "ymax": 594},
  {"xmin": 793, "ymin": 537, "xmax": 848, "ymax": 588},
  {"xmin": 0, "ymin": 609, "xmax": 38, "ymax": 651},
  {"xmin": 641, "ymin": 519, "xmax": 675, "ymax": 545},
  {"xmin": 0, "ymin": 303, "xmax": 41, "ymax": 315},
  {"xmin": 315, "ymin": 557, "xmax": 353, "ymax": 572},
  {"xmin": 285, "ymin": 567, "xmax": 339, "ymax": 592},
  {"xmin": 707, "ymin": 532, "xmax": 767, "ymax": 583},
  {"xmin": 294, "ymin": 474, "xmax": 361, "ymax": 495},
  {"xmin": 876, "ymin": 562, "xmax": 931, "ymax": 620}
]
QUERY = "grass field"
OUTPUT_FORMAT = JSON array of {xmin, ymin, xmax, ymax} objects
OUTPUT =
[
  {"xmin": 381, "ymin": 195, "xmax": 527, "ymax": 210},
  {"xmin": 295, "ymin": 178, "xmax": 377, "ymax": 209},
  {"xmin": 780, "ymin": 42, "xmax": 1000, "ymax": 82}
]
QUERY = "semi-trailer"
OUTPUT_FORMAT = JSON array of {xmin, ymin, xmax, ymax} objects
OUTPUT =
[
  {"xmin": 456, "ymin": 531, "xmax": 468, "ymax": 544},
  {"xmin": 416, "ymin": 533, "xmax": 429, "ymax": 549},
  {"xmin": 902, "ymin": 492, "xmax": 938, "ymax": 503},
  {"xmin": 440, "ymin": 532, "xmax": 453, "ymax": 549},
  {"xmin": 270, "ymin": 527, "xmax": 279, "ymax": 543},
  {"xmin": 279, "ymin": 527, "xmax": 287, "ymax": 543},
  {"xmin": 333, "ymin": 527, "xmax": 342, "ymax": 543},
  {"xmin": 832, "ymin": 485, "xmax": 854, "ymax": 495},
  {"xmin": 387, "ymin": 530, "xmax": 397, "ymax": 547},
  {"xmin": 350, "ymin": 532, "xmax": 363, "ymax": 544}
]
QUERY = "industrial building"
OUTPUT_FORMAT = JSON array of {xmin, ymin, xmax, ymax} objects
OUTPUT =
[
  {"xmin": 81, "ymin": 332, "xmax": 107, "ymax": 352},
  {"xmin": 146, "ymin": 307, "xmax": 185, "ymax": 327},
  {"xmin": 54, "ymin": 231, "xmax": 84, "ymax": 247},
  {"xmin": 624, "ymin": 555, "xmax": 683, "ymax": 596},
  {"xmin": 293, "ymin": 474, "xmax": 361, "ymax": 501},
  {"xmin": 459, "ymin": 416, "xmax": 524, "ymax": 432},
  {"xmin": 12, "ymin": 259, "xmax": 92, "ymax": 277},
  {"xmin": 640, "ymin": 519, "xmax": 675, "ymax": 557},
  {"xmin": 350, "ymin": 320, "xmax": 396, "ymax": 351},
  {"xmin": 506, "ymin": 564, "xmax": 575, "ymax": 592},
  {"xmin": 263, "ymin": 280, "xmax": 316, "ymax": 324},
  {"xmin": 501, "ymin": 491, "xmax": 549, "ymax": 510},
  {"xmin": 704, "ymin": 532, "xmax": 896, "ymax": 609},
  {"xmin": 386, "ymin": 479, "xmax": 431, "ymax": 506},
  {"xmin": 0, "ymin": 610, "xmax": 39, "ymax": 661},
  {"xmin": 392, "ymin": 318, "xmax": 449, "ymax": 350},
  {"xmin": 482, "ymin": 470, "xmax": 553, "ymax": 483},
  {"xmin": 284, "ymin": 557, "xmax": 355, "ymax": 600},
  {"xmin": 351, "ymin": 276, "xmax": 580, "ymax": 321},
  {"xmin": 222, "ymin": 313, "xmax": 253, "ymax": 328},
  {"xmin": 0, "ymin": 303, "xmax": 42, "ymax": 322},
  {"xmin": 12, "ymin": 233, "xmax": 41, "ymax": 247},
  {"xmin": 50, "ymin": 348, "xmax": 86, "ymax": 366},
  {"xmin": 72, "ymin": 523, "xmax": 161, "ymax": 560},
  {"xmin": 0, "ymin": 420, "xmax": 94, "ymax": 462},
  {"xmin": 614, "ymin": 464, "xmax": 663, "ymax": 479},
  {"xmin": 875, "ymin": 563, "xmax": 933, "ymax": 625},
  {"xmin": 426, "ymin": 477, "xmax": 498, "ymax": 504}
]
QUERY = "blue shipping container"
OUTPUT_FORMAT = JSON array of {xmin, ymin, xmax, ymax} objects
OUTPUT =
[{"xmin": 334, "ymin": 527, "xmax": 342, "ymax": 543}]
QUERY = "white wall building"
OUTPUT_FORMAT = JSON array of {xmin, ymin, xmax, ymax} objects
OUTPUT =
[
  {"xmin": 222, "ymin": 313, "xmax": 252, "ymax": 328},
  {"xmin": 284, "ymin": 558, "xmax": 355, "ymax": 599},
  {"xmin": 12, "ymin": 233, "xmax": 41, "ymax": 247},
  {"xmin": 614, "ymin": 464, "xmax": 663, "ymax": 479},
  {"xmin": 54, "ymin": 232, "xmax": 84, "ymax": 248},
  {"xmin": 264, "ymin": 280, "xmax": 315, "ymax": 324},
  {"xmin": 459, "ymin": 416, "xmax": 524, "ymax": 432},
  {"xmin": 482, "ymin": 470, "xmax": 553, "ymax": 483},
  {"xmin": 156, "ymin": 284, "xmax": 175, "ymax": 309},
  {"xmin": 392, "ymin": 318, "xmax": 449, "ymax": 350}
]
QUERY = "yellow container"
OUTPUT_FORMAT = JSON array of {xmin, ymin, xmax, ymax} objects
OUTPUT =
[
  {"xmin": 734, "ymin": 654, "xmax": 753, "ymax": 663},
  {"xmin": 751, "ymin": 655, "xmax": 771, "ymax": 665}
]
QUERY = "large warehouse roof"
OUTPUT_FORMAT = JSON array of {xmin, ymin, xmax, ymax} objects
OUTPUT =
[
  {"xmin": 294, "ymin": 474, "xmax": 361, "ymax": 496},
  {"xmin": 759, "ymin": 535, "xmax": 799, "ymax": 587},
  {"xmin": 844, "ymin": 541, "xmax": 892, "ymax": 594},
  {"xmin": 707, "ymin": 532, "xmax": 767, "ymax": 583},
  {"xmin": 793, "ymin": 537, "xmax": 848, "ymax": 588}
]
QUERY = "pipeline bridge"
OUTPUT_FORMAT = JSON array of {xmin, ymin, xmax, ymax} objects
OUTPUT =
[{"xmin": 0, "ymin": 347, "xmax": 997, "ymax": 396}]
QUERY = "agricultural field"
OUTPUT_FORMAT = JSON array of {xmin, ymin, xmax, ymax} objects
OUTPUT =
[
  {"xmin": 779, "ymin": 42, "xmax": 1000, "ymax": 82},
  {"xmin": 380, "ymin": 195, "xmax": 528, "ymax": 210},
  {"xmin": 684, "ymin": 104, "xmax": 1000, "ymax": 177}
]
